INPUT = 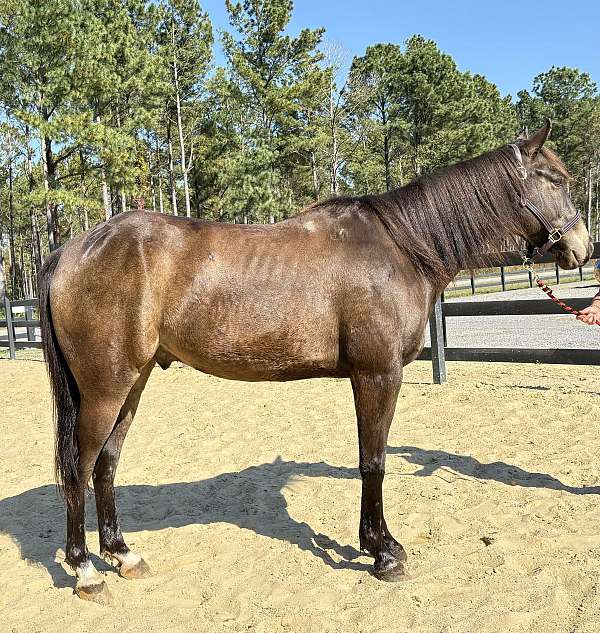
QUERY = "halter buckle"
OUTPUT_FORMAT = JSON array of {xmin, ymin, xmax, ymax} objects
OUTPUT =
[
  {"xmin": 548, "ymin": 228, "xmax": 563, "ymax": 243},
  {"xmin": 521, "ymin": 254, "xmax": 535, "ymax": 271},
  {"xmin": 517, "ymin": 165, "xmax": 528, "ymax": 180}
]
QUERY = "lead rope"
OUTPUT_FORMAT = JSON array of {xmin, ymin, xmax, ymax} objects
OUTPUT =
[{"xmin": 522, "ymin": 258, "xmax": 600, "ymax": 325}]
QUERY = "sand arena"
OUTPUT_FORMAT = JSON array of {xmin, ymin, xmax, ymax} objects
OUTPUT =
[{"xmin": 1, "ymin": 358, "xmax": 600, "ymax": 632}]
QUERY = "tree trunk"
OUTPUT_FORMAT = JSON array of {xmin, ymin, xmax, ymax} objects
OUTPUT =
[
  {"xmin": 171, "ymin": 19, "xmax": 191, "ymax": 217},
  {"xmin": 78, "ymin": 150, "xmax": 89, "ymax": 231},
  {"xmin": 382, "ymin": 107, "xmax": 392, "ymax": 191},
  {"xmin": 0, "ymin": 246, "xmax": 5, "ymax": 300},
  {"xmin": 167, "ymin": 121, "xmax": 178, "ymax": 216},
  {"xmin": 101, "ymin": 171, "xmax": 111, "ymax": 220},
  {"xmin": 109, "ymin": 185, "xmax": 115, "ymax": 216},
  {"xmin": 595, "ymin": 170, "xmax": 600, "ymax": 242},
  {"xmin": 310, "ymin": 150, "xmax": 319, "ymax": 199},
  {"xmin": 150, "ymin": 174, "xmax": 157, "ymax": 213},
  {"xmin": 147, "ymin": 146, "xmax": 157, "ymax": 213},
  {"xmin": 37, "ymin": 94, "xmax": 60, "ymax": 250},
  {"xmin": 8, "ymin": 156, "xmax": 20, "ymax": 297},
  {"xmin": 156, "ymin": 137, "xmax": 165, "ymax": 214},
  {"xmin": 24, "ymin": 126, "xmax": 42, "ymax": 289},
  {"xmin": 587, "ymin": 164, "xmax": 593, "ymax": 235},
  {"xmin": 19, "ymin": 243, "xmax": 26, "ymax": 297},
  {"xmin": 329, "ymin": 87, "xmax": 339, "ymax": 196},
  {"xmin": 40, "ymin": 133, "xmax": 60, "ymax": 250},
  {"xmin": 116, "ymin": 111, "xmax": 128, "ymax": 214},
  {"xmin": 94, "ymin": 114, "xmax": 112, "ymax": 220}
]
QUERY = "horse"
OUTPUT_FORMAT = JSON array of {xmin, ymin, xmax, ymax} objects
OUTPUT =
[{"xmin": 39, "ymin": 120, "xmax": 592, "ymax": 603}]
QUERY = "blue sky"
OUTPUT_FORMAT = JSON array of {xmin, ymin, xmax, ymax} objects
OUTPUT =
[{"xmin": 201, "ymin": 0, "xmax": 600, "ymax": 99}]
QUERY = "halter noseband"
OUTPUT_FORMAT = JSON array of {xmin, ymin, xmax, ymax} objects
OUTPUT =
[{"xmin": 509, "ymin": 143, "xmax": 581, "ymax": 264}]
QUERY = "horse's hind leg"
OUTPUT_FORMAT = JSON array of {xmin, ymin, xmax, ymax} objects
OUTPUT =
[
  {"xmin": 93, "ymin": 361, "xmax": 154, "ymax": 579},
  {"xmin": 351, "ymin": 369, "xmax": 406, "ymax": 581},
  {"xmin": 66, "ymin": 394, "xmax": 128, "ymax": 604}
]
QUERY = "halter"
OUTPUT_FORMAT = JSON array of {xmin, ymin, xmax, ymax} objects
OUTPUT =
[
  {"xmin": 508, "ymin": 143, "xmax": 581, "ymax": 265},
  {"xmin": 509, "ymin": 144, "xmax": 598, "ymax": 325}
]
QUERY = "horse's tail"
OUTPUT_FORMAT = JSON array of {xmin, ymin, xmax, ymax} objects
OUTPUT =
[{"xmin": 39, "ymin": 248, "xmax": 81, "ymax": 509}]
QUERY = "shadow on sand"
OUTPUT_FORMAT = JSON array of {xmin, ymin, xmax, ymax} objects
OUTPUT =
[
  {"xmin": 389, "ymin": 445, "xmax": 600, "ymax": 495},
  {"xmin": 2, "ymin": 450, "xmax": 598, "ymax": 588}
]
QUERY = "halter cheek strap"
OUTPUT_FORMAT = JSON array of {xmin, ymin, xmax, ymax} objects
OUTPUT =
[{"xmin": 508, "ymin": 143, "xmax": 581, "ymax": 263}]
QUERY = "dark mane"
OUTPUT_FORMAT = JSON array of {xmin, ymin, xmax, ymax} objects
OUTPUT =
[{"xmin": 315, "ymin": 146, "xmax": 527, "ymax": 282}]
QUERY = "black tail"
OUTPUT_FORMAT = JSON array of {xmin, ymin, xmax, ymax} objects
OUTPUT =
[{"xmin": 39, "ymin": 249, "xmax": 81, "ymax": 509}]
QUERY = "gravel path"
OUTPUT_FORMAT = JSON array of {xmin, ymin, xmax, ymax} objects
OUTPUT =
[{"xmin": 428, "ymin": 280, "xmax": 600, "ymax": 350}]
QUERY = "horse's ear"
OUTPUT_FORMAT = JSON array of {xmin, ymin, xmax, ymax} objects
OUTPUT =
[
  {"xmin": 522, "ymin": 118, "xmax": 551, "ymax": 157},
  {"xmin": 516, "ymin": 126, "xmax": 529, "ymax": 141}
]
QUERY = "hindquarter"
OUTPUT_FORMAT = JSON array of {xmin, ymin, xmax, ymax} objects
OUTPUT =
[{"xmin": 49, "ymin": 215, "xmax": 168, "ymax": 395}]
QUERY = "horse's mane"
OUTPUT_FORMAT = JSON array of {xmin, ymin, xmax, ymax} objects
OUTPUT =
[{"xmin": 313, "ymin": 146, "xmax": 529, "ymax": 282}]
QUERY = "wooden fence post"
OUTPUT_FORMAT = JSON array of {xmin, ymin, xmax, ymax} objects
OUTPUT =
[
  {"xmin": 500, "ymin": 266, "xmax": 506, "ymax": 292},
  {"xmin": 441, "ymin": 292, "xmax": 447, "ymax": 347},
  {"xmin": 429, "ymin": 296, "xmax": 446, "ymax": 384},
  {"xmin": 3, "ymin": 295, "xmax": 16, "ymax": 360},
  {"xmin": 25, "ymin": 298, "xmax": 35, "ymax": 341}
]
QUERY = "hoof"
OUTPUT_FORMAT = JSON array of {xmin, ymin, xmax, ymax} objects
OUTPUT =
[
  {"xmin": 74, "ymin": 580, "xmax": 112, "ymax": 605},
  {"xmin": 373, "ymin": 557, "xmax": 405, "ymax": 582},
  {"xmin": 361, "ymin": 537, "xmax": 408, "ymax": 563},
  {"xmin": 119, "ymin": 557, "xmax": 152, "ymax": 580},
  {"xmin": 385, "ymin": 539, "xmax": 407, "ymax": 563}
]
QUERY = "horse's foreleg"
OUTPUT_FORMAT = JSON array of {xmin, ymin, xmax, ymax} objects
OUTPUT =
[
  {"xmin": 66, "ymin": 396, "xmax": 125, "ymax": 604},
  {"xmin": 93, "ymin": 361, "xmax": 154, "ymax": 580},
  {"xmin": 351, "ymin": 369, "xmax": 405, "ymax": 581}
]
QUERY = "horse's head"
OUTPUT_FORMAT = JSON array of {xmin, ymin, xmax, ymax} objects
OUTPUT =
[{"xmin": 512, "ymin": 120, "xmax": 593, "ymax": 270}]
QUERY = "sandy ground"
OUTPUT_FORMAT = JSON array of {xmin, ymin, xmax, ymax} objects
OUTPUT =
[{"xmin": 2, "ymin": 358, "xmax": 600, "ymax": 633}]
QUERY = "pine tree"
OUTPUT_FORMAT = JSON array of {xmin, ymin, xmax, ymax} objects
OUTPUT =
[
  {"xmin": 221, "ymin": 0, "xmax": 325, "ymax": 220},
  {"xmin": 517, "ymin": 67, "xmax": 600, "ymax": 233},
  {"xmin": 157, "ymin": 0, "xmax": 213, "ymax": 217},
  {"xmin": 349, "ymin": 43, "xmax": 405, "ymax": 192}
]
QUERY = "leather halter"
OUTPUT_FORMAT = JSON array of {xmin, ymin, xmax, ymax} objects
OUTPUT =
[{"xmin": 508, "ymin": 143, "xmax": 581, "ymax": 263}]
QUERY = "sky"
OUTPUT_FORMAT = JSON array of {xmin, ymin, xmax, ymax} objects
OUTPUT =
[{"xmin": 200, "ymin": 0, "xmax": 600, "ymax": 99}]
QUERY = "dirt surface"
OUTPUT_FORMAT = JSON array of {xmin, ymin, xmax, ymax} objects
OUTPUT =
[{"xmin": 2, "ymin": 358, "xmax": 600, "ymax": 632}]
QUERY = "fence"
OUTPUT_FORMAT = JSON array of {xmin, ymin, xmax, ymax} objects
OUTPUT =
[
  {"xmin": 2, "ymin": 246, "xmax": 599, "ymax": 379},
  {"xmin": 420, "ymin": 243, "xmax": 600, "ymax": 383},
  {"xmin": 0, "ymin": 297, "xmax": 41, "ymax": 360},
  {"xmin": 450, "ymin": 259, "xmax": 594, "ymax": 295}
]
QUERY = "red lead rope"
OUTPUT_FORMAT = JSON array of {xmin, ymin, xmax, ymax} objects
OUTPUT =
[{"xmin": 534, "ymin": 276, "xmax": 600, "ymax": 325}]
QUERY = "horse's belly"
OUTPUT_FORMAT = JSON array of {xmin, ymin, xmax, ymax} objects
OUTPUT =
[{"xmin": 160, "ymin": 314, "xmax": 343, "ymax": 381}]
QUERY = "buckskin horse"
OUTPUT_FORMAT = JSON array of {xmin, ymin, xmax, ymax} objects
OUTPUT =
[{"xmin": 39, "ymin": 120, "xmax": 592, "ymax": 603}]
